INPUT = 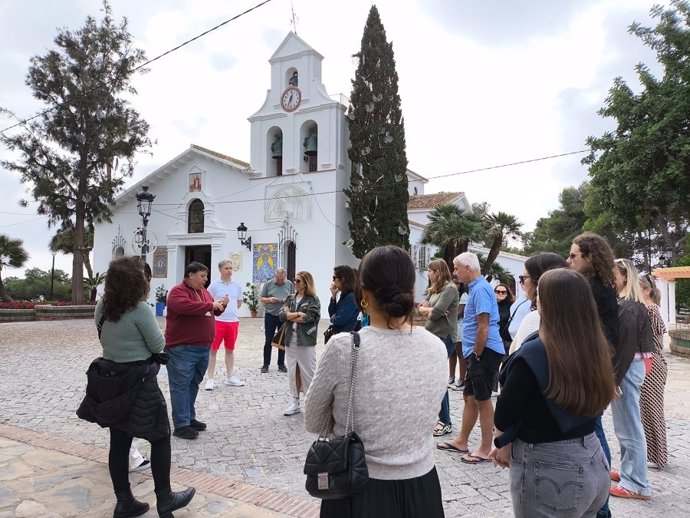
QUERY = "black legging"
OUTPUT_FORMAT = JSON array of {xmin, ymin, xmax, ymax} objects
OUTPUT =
[{"xmin": 109, "ymin": 428, "xmax": 171, "ymax": 492}]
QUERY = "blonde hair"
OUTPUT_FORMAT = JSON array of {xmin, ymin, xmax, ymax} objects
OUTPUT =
[
  {"xmin": 615, "ymin": 259, "xmax": 644, "ymax": 303},
  {"xmin": 639, "ymin": 272, "xmax": 661, "ymax": 305},
  {"xmin": 296, "ymin": 271, "xmax": 317, "ymax": 297}
]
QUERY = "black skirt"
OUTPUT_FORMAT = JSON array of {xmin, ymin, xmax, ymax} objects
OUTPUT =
[{"xmin": 320, "ymin": 466, "xmax": 444, "ymax": 518}]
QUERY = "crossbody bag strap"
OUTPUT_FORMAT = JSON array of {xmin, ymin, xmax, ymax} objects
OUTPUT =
[
  {"xmin": 96, "ymin": 314, "xmax": 107, "ymax": 340},
  {"xmin": 318, "ymin": 330, "xmax": 360, "ymax": 437}
]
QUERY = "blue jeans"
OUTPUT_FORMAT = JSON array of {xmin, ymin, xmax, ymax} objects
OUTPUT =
[
  {"xmin": 594, "ymin": 416, "xmax": 611, "ymax": 517},
  {"xmin": 263, "ymin": 313, "xmax": 286, "ymax": 368},
  {"xmin": 510, "ymin": 434, "xmax": 609, "ymax": 518},
  {"xmin": 438, "ymin": 335, "xmax": 454, "ymax": 426},
  {"xmin": 166, "ymin": 345, "xmax": 210, "ymax": 429},
  {"xmin": 611, "ymin": 358, "xmax": 650, "ymax": 496}
]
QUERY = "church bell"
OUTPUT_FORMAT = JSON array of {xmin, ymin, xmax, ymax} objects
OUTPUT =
[{"xmin": 303, "ymin": 133, "xmax": 318, "ymax": 156}]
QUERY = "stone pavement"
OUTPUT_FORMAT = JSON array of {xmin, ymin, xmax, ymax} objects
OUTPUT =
[{"xmin": 1, "ymin": 317, "xmax": 689, "ymax": 517}]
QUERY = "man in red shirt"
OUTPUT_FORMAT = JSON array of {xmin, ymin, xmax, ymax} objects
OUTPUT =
[{"xmin": 165, "ymin": 262, "xmax": 227, "ymax": 439}]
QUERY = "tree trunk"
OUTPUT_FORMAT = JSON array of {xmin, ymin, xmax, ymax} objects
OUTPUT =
[
  {"xmin": 72, "ymin": 204, "xmax": 86, "ymax": 304},
  {"xmin": 0, "ymin": 272, "xmax": 12, "ymax": 302},
  {"xmin": 482, "ymin": 235, "xmax": 503, "ymax": 275}
]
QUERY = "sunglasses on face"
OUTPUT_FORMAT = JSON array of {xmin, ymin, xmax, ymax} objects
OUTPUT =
[
  {"xmin": 295, "ymin": 279, "xmax": 303, "ymax": 284},
  {"xmin": 495, "ymin": 290, "xmax": 507, "ymax": 294},
  {"xmin": 519, "ymin": 275, "xmax": 531, "ymax": 284}
]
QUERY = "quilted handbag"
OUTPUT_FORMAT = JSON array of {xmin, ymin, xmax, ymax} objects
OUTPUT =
[{"xmin": 304, "ymin": 331, "xmax": 369, "ymax": 499}]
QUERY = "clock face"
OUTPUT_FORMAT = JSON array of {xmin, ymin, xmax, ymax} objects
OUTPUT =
[{"xmin": 281, "ymin": 86, "xmax": 302, "ymax": 112}]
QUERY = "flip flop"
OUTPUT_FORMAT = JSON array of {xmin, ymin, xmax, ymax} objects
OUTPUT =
[
  {"xmin": 460, "ymin": 454, "xmax": 491, "ymax": 464},
  {"xmin": 436, "ymin": 442, "xmax": 468, "ymax": 453}
]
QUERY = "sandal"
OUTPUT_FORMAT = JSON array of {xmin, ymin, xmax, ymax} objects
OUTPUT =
[
  {"xmin": 433, "ymin": 421, "xmax": 452, "ymax": 437},
  {"xmin": 609, "ymin": 485, "xmax": 651, "ymax": 500}
]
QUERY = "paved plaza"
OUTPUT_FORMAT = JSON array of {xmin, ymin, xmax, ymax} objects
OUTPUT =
[{"xmin": 1, "ymin": 317, "xmax": 689, "ymax": 517}]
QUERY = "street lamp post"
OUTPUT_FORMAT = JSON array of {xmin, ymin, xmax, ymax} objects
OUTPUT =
[
  {"xmin": 135, "ymin": 186, "xmax": 156, "ymax": 262},
  {"xmin": 50, "ymin": 251, "xmax": 56, "ymax": 300}
]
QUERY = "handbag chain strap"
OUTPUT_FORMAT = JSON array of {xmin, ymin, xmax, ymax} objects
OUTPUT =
[{"xmin": 318, "ymin": 330, "xmax": 360, "ymax": 437}]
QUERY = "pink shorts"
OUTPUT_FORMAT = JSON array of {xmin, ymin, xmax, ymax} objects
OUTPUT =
[{"xmin": 211, "ymin": 321, "xmax": 239, "ymax": 351}]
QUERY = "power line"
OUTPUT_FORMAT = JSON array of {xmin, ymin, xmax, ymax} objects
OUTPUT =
[{"xmin": 0, "ymin": 0, "xmax": 275, "ymax": 135}]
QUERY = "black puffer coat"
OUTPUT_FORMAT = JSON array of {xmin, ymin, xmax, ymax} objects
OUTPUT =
[{"xmin": 77, "ymin": 357, "xmax": 170, "ymax": 442}]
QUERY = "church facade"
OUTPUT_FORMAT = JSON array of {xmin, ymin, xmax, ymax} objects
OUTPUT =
[{"xmin": 93, "ymin": 33, "xmax": 525, "ymax": 315}]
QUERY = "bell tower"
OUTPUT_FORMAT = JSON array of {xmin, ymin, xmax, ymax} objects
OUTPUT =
[{"xmin": 248, "ymin": 33, "xmax": 348, "ymax": 177}]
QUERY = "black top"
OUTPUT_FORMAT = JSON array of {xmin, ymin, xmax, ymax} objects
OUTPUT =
[
  {"xmin": 495, "ymin": 358, "xmax": 595, "ymax": 444},
  {"xmin": 590, "ymin": 278, "xmax": 619, "ymax": 349},
  {"xmin": 497, "ymin": 299, "xmax": 512, "ymax": 343}
]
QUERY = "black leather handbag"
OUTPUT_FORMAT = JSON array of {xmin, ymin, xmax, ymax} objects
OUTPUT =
[{"xmin": 304, "ymin": 331, "xmax": 369, "ymax": 499}]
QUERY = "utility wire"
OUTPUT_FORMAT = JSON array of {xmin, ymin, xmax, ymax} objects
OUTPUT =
[{"xmin": 0, "ymin": 0, "xmax": 274, "ymax": 135}]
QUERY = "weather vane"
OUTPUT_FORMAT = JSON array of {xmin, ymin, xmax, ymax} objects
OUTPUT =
[{"xmin": 290, "ymin": 0, "xmax": 299, "ymax": 34}]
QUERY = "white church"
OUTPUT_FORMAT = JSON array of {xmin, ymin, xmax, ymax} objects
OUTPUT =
[{"xmin": 93, "ymin": 33, "xmax": 526, "ymax": 315}]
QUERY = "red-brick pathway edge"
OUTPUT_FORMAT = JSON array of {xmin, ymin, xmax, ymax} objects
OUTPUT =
[{"xmin": 0, "ymin": 423, "xmax": 320, "ymax": 518}]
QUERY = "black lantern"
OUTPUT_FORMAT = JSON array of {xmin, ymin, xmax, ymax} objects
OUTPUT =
[
  {"xmin": 236, "ymin": 222, "xmax": 252, "ymax": 251},
  {"xmin": 135, "ymin": 186, "xmax": 156, "ymax": 261}
]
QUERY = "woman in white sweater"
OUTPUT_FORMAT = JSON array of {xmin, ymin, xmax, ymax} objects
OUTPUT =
[
  {"xmin": 304, "ymin": 246, "xmax": 447, "ymax": 518},
  {"xmin": 509, "ymin": 252, "xmax": 568, "ymax": 354}
]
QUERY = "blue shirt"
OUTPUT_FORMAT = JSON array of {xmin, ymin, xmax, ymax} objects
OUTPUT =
[{"xmin": 462, "ymin": 275, "xmax": 504, "ymax": 358}]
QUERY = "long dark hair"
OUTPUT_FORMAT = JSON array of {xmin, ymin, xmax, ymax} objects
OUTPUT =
[
  {"xmin": 538, "ymin": 269, "xmax": 616, "ymax": 416},
  {"xmin": 355, "ymin": 246, "xmax": 415, "ymax": 329},
  {"xmin": 524, "ymin": 252, "xmax": 569, "ymax": 309},
  {"xmin": 333, "ymin": 265, "xmax": 355, "ymax": 296},
  {"xmin": 572, "ymin": 232, "xmax": 616, "ymax": 289},
  {"xmin": 102, "ymin": 257, "xmax": 149, "ymax": 322}
]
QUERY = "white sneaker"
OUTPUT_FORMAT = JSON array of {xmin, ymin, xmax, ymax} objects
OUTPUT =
[
  {"xmin": 205, "ymin": 379, "xmax": 215, "ymax": 391},
  {"xmin": 224, "ymin": 376, "xmax": 245, "ymax": 387},
  {"xmin": 129, "ymin": 459, "xmax": 151, "ymax": 472},
  {"xmin": 284, "ymin": 400, "xmax": 301, "ymax": 416}
]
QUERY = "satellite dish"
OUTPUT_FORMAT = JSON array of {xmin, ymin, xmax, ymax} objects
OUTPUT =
[{"xmin": 132, "ymin": 228, "xmax": 158, "ymax": 256}]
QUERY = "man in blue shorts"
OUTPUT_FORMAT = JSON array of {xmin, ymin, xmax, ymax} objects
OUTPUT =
[{"xmin": 436, "ymin": 252, "xmax": 504, "ymax": 464}]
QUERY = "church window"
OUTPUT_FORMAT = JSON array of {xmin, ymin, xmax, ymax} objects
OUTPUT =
[
  {"xmin": 188, "ymin": 199, "xmax": 204, "ymax": 233},
  {"xmin": 300, "ymin": 121, "xmax": 318, "ymax": 173}
]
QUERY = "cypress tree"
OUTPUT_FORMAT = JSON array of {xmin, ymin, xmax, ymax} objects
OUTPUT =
[{"xmin": 345, "ymin": 6, "xmax": 410, "ymax": 258}]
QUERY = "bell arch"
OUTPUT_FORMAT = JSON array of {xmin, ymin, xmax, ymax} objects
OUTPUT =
[{"xmin": 299, "ymin": 120, "xmax": 318, "ymax": 173}]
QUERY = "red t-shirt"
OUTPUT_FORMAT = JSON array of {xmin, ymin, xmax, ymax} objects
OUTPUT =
[{"xmin": 165, "ymin": 281, "xmax": 217, "ymax": 347}]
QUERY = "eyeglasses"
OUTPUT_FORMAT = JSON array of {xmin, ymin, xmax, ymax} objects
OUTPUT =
[
  {"xmin": 495, "ymin": 290, "xmax": 507, "ymax": 294},
  {"xmin": 518, "ymin": 275, "xmax": 531, "ymax": 284}
]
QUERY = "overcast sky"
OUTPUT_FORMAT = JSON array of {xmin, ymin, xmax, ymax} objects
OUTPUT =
[{"xmin": 0, "ymin": 0, "xmax": 664, "ymax": 277}]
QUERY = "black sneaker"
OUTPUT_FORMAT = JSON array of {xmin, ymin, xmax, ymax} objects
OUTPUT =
[
  {"xmin": 278, "ymin": 365, "xmax": 288, "ymax": 373},
  {"xmin": 189, "ymin": 419, "xmax": 206, "ymax": 431},
  {"xmin": 173, "ymin": 426, "xmax": 199, "ymax": 440},
  {"xmin": 261, "ymin": 366, "xmax": 269, "ymax": 373}
]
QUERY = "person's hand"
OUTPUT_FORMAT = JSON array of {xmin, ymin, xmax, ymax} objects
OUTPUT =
[
  {"xmin": 420, "ymin": 300, "xmax": 429, "ymax": 308},
  {"xmin": 270, "ymin": 296, "xmax": 280, "ymax": 303},
  {"xmin": 489, "ymin": 445, "xmax": 511, "ymax": 469},
  {"xmin": 330, "ymin": 283, "xmax": 337, "ymax": 296},
  {"xmin": 221, "ymin": 295, "xmax": 229, "ymax": 307},
  {"xmin": 212, "ymin": 301, "xmax": 225, "ymax": 312}
]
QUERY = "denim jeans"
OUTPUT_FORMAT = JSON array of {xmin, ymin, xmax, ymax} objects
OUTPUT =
[
  {"xmin": 166, "ymin": 345, "xmax": 210, "ymax": 429},
  {"xmin": 611, "ymin": 358, "xmax": 650, "ymax": 496},
  {"xmin": 594, "ymin": 415, "xmax": 611, "ymax": 517},
  {"xmin": 438, "ymin": 335, "xmax": 454, "ymax": 426},
  {"xmin": 263, "ymin": 313, "xmax": 286, "ymax": 368},
  {"xmin": 509, "ymin": 434, "xmax": 609, "ymax": 518}
]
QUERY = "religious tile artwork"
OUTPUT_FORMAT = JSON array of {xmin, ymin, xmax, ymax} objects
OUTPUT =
[
  {"xmin": 230, "ymin": 252, "xmax": 242, "ymax": 272},
  {"xmin": 253, "ymin": 243, "xmax": 278, "ymax": 283},
  {"xmin": 152, "ymin": 246, "xmax": 168, "ymax": 278},
  {"xmin": 189, "ymin": 172, "xmax": 202, "ymax": 192}
]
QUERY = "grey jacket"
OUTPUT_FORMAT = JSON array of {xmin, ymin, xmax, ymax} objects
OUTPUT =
[{"xmin": 279, "ymin": 294, "xmax": 321, "ymax": 346}]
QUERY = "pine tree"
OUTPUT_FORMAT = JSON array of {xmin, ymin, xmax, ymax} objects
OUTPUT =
[
  {"xmin": 345, "ymin": 6, "xmax": 410, "ymax": 258},
  {"xmin": 0, "ymin": 1, "xmax": 151, "ymax": 304}
]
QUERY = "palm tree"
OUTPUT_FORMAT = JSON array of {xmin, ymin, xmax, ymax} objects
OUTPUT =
[
  {"xmin": 481, "ymin": 212, "xmax": 523, "ymax": 275},
  {"xmin": 0, "ymin": 235, "xmax": 30, "ymax": 302},
  {"xmin": 421, "ymin": 204, "xmax": 483, "ymax": 270},
  {"xmin": 83, "ymin": 272, "xmax": 106, "ymax": 303}
]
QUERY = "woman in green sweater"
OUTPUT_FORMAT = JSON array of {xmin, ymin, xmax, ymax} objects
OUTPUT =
[
  {"xmin": 94, "ymin": 257, "xmax": 194, "ymax": 518},
  {"xmin": 418, "ymin": 259, "xmax": 459, "ymax": 437}
]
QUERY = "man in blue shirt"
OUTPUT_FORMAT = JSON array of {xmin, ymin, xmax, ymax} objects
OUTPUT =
[{"xmin": 437, "ymin": 252, "xmax": 504, "ymax": 464}]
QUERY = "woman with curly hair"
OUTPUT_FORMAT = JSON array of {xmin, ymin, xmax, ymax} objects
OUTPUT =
[
  {"xmin": 568, "ymin": 232, "xmax": 618, "ymax": 518},
  {"xmin": 82, "ymin": 257, "xmax": 195, "ymax": 518}
]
